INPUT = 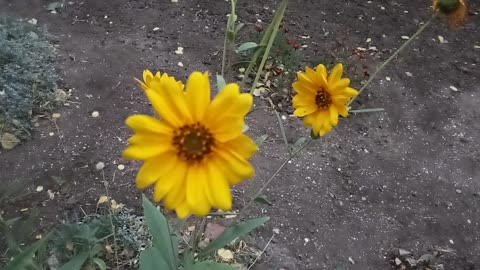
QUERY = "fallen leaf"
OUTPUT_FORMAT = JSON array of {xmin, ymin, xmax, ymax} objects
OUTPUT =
[
  {"xmin": 97, "ymin": 195, "xmax": 109, "ymax": 205},
  {"xmin": 217, "ymin": 248, "xmax": 234, "ymax": 262},
  {"xmin": 1, "ymin": 133, "xmax": 20, "ymax": 150}
]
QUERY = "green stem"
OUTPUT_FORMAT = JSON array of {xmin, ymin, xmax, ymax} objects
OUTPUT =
[
  {"xmin": 348, "ymin": 15, "xmax": 436, "ymax": 106},
  {"xmin": 237, "ymin": 138, "xmax": 314, "ymax": 219}
]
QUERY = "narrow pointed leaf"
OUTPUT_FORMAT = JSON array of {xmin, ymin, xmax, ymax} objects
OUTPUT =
[
  {"xmin": 198, "ymin": 216, "xmax": 269, "ymax": 258},
  {"xmin": 254, "ymin": 134, "xmax": 268, "ymax": 147},
  {"xmin": 237, "ymin": 42, "xmax": 258, "ymax": 52},
  {"xmin": 191, "ymin": 260, "xmax": 236, "ymax": 270},
  {"xmin": 254, "ymin": 195, "xmax": 272, "ymax": 206},
  {"xmin": 142, "ymin": 195, "xmax": 176, "ymax": 270},
  {"xmin": 216, "ymin": 75, "xmax": 227, "ymax": 93},
  {"xmin": 59, "ymin": 253, "xmax": 89, "ymax": 270},
  {"xmin": 139, "ymin": 247, "xmax": 169, "ymax": 270}
]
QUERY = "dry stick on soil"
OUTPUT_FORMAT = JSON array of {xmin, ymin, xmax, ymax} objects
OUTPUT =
[
  {"xmin": 248, "ymin": 234, "xmax": 275, "ymax": 270},
  {"xmin": 101, "ymin": 170, "xmax": 119, "ymax": 269},
  {"xmin": 348, "ymin": 15, "xmax": 436, "ymax": 107}
]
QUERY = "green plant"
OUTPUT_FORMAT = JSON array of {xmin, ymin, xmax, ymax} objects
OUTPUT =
[{"xmin": 0, "ymin": 17, "xmax": 61, "ymax": 144}]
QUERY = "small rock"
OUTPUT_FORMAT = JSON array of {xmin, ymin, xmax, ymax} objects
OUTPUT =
[
  {"xmin": 52, "ymin": 113, "xmax": 61, "ymax": 118},
  {"xmin": 117, "ymin": 164, "xmax": 125, "ymax": 171},
  {"xmin": 401, "ymin": 36, "xmax": 410, "ymax": 40},
  {"xmin": 449, "ymin": 85, "xmax": 459, "ymax": 92},
  {"xmin": 366, "ymin": 38, "xmax": 372, "ymax": 43},
  {"xmin": 178, "ymin": 62, "xmax": 184, "ymax": 67},
  {"xmin": 153, "ymin": 27, "xmax": 160, "ymax": 31},
  {"xmin": 399, "ymin": 249, "xmax": 411, "ymax": 256},
  {"xmin": 395, "ymin": 257, "xmax": 402, "ymax": 265},
  {"xmin": 386, "ymin": 76, "xmax": 391, "ymax": 81},
  {"xmin": 36, "ymin": 186, "xmax": 44, "ymax": 192},
  {"xmin": 49, "ymin": 132, "xmax": 55, "ymax": 136},
  {"xmin": 449, "ymin": 239, "xmax": 454, "ymax": 244},
  {"xmin": 456, "ymin": 189, "xmax": 462, "ymax": 194},
  {"xmin": 405, "ymin": 72, "xmax": 413, "ymax": 77},
  {"xmin": 91, "ymin": 111, "xmax": 100, "ymax": 118},
  {"xmin": 27, "ymin": 18, "xmax": 37, "ymax": 25},
  {"xmin": 348, "ymin": 257, "xmax": 355, "ymax": 264},
  {"xmin": 95, "ymin": 162, "xmax": 105, "ymax": 170},
  {"xmin": 438, "ymin": 35, "xmax": 446, "ymax": 43}
]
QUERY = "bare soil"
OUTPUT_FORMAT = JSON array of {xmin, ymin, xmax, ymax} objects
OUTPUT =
[{"xmin": 1, "ymin": 0, "xmax": 480, "ymax": 269}]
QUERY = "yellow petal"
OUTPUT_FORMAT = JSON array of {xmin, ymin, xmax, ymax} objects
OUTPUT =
[
  {"xmin": 332, "ymin": 95, "xmax": 350, "ymax": 106},
  {"xmin": 329, "ymin": 105, "xmax": 339, "ymax": 126},
  {"xmin": 340, "ymin": 87, "xmax": 359, "ymax": 98},
  {"xmin": 136, "ymin": 152, "xmax": 178, "ymax": 189},
  {"xmin": 186, "ymin": 165, "xmax": 211, "ymax": 216},
  {"xmin": 337, "ymin": 105, "xmax": 349, "ymax": 117},
  {"xmin": 123, "ymin": 140, "xmax": 172, "ymax": 160},
  {"xmin": 146, "ymin": 87, "xmax": 191, "ymax": 128},
  {"xmin": 215, "ymin": 148, "xmax": 254, "ymax": 185},
  {"xmin": 294, "ymin": 105, "xmax": 318, "ymax": 117},
  {"xmin": 155, "ymin": 160, "xmax": 188, "ymax": 203},
  {"xmin": 175, "ymin": 201, "xmax": 190, "ymax": 219},
  {"xmin": 292, "ymin": 93, "xmax": 315, "ymax": 108},
  {"xmin": 315, "ymin": 64, "xmax": 328, "ymax": 79},
  {"xmin": 305, "ymin": 66, "xmax": 327, "ymax": 89},
  {"xmin": 143, "ymin": 70, "xmax": 154, "ymax": 83},
  {"xmin": 126, "ymin": 115, "xmax": 172, "ymax": 135},
  {"xmin": 186, "ymin": 72, "xmax": 210, "ymax": 122},
  {"xmin": 127, "ymin": 133, "xmax": 171, "ymax": 146},
  {"xmin": 206, "ymin": 162, "xmax": 232, "ymax": 211},
  {"xmin": 220, "ymin": 135, "xmax": 258, "ymax": 159},
  {"xmin": 292, "ymin": 81, "xmax": 317, "ymax": 95},
  {"xmin": 205, "ymin": 84, "xmax": 252, "ymax": 142},
  {"xmin": 329, "ymin": 78, "xmax": 350, "ymax": 93},
  {"xmin": 314, "ymin": 110, "xmax": 331, "ymax": 135},
  {"xmin": 328, "ymin": 64, "xmax": 343, "ymax": 84}
]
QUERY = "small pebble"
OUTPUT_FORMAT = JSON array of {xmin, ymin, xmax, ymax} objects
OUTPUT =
[
  {"xmin": 366, "ymin": 38, "xmax": 372, "ymax": 43},
  {"xmin": 456, "ymin": 189, "xmax": 462, "ymax": 194},
  {"xmin": 467, "ymin": 219, "xmax": 471, "ymax": 224},
  {"xmin": 401, "ymin": 36, "xmax": 410, "ymax": 40},
  {"xmin": 153, "ymin": 27, "xmax": 160, "ymax": 31},
  {"xmin": 386, "ymin": 77, "xmax": 391, "ymax": 81},
  {"xmin": 450, "ymin": 86, "xmax": 459, "ymax": 92},
  {"xmin": 95, "ymin": 162, "xmax": 105, "ymax": 170},
  {"xmin": 118, "ymin": 164, "xmax": 125, "ymax": 171},
  {"xmin": 49, "ymin": 132, "xmax": 55, "ymax": 136},
  {"xmin": 449, "ymin": 239, "xmax": 454, "ymax": 244},
  {"xmin": 92, "ymin": 111, "xmax": 100, "ymax": 118},
  {"xmin": 178, "ymin": 62, "xmax": 184, "ymax": 67},
  {"xmin": 36, "ymin": 186, "xmax": 44, "ymax": 192},
  {"xmin": 52, "ymin": 113, "xmax": 61, "ymax": 118},
  {"xmin": 405, "ymin": 72, "xmax": 413, "ymax": 77}
]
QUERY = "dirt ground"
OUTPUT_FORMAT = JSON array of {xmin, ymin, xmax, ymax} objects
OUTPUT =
[{"xmin": 1, "ymin": 0, "xmax": 480, "ymax": 269}]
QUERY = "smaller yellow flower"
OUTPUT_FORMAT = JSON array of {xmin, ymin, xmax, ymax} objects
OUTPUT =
[
  {"xmin": 433, "ymin": 0, "xmax": 467, "ymax": 29},
  {"xmin": 292, "ymin": 64, "xmax": 358, "ymax": 136},
  {"xmin": 135, "ymin": 70, "xmax": 184, "ymax": 93}
]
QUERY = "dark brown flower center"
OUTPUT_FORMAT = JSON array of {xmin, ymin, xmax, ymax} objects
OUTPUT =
[
  {"xmin": 173, "ymin": 122, "xmax": 214, "ymax": 162},
  {"xmin": 315, "ymin": 89, "xmax": 331, "ymax": 109}
]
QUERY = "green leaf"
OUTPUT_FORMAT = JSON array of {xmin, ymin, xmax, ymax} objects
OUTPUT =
[
  {"xmin": 191, "ymin": 260, "xmax": 236, "ymax": 270},
  {"xmin": 254, "ymin": 195, "xmax": 272, "ymax": 206},
  {"xmin": 46, "ymin": 2, "xmax": 64, "ymax": 11},
  {"xmin": 89, "ymin": 243, "xmax": 103, "ymax": 257},
  {"xmin": 349, "ymin": 108, "xmax": 385, "ymax": 114},
  {"xmin": 91, "ymin": 258, "xmax": 107, "ymax": 270},
  {"xmin": 234, "ymin": 23, "xmax": 245, "ymax": 34},
  {"xmin": 4, "ymin": 234, "xmax": 50, "ymax": 270},
  {"xmin": 216, "ymin": 75, "xmax": 226, "ymax": 93},
  {"xmin": 139, "ymin": 247, "xmax": 170, "ymax": 270},
  {"xmin": 310, "ymin": 129, "xmax": 320, "ymax": 140},
  {"xmin": 291, "ymin": 137, "xmax": 306, "ymax": 152},
  {"xmin": 198, "ymin": 216, "xmax": 269, "ymax": 258},
  {"xmin": 142, "ymin": 195, "xmax": 176, "ymax": 270},
  {"xmin": 226, "ymin": 30, "xmax": 235, "ymax": 41},
  {"xmin": 254, "ymin": 134, "xmax": 268, "ymax": 147},
  {"xmin": 237, "ymin": 42, "xmax": 258, "ymax": 52},
  {"xmin": 59, "ymin": 253, "xmax": 89, "ymax": 270}
]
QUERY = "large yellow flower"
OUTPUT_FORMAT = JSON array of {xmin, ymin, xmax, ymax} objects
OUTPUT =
[
  {"xmin": 292, "ymin": 64, "xmax": 358, "ymax": 136},
  {"xmin": 124, "ymin": 70, "xmax": 258, "ymax": 218}
]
